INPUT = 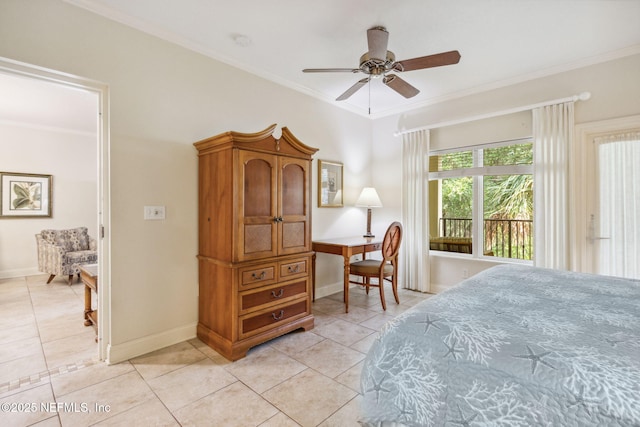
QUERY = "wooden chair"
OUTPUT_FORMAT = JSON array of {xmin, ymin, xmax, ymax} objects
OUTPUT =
[{"xmin": 349, "ymin": 221, "xmax": 403, "ymax": 310}]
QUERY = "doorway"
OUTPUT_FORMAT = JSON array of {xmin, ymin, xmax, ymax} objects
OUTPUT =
[
  {"xmin": 575, "ymin": 115, "xmax": 640, "ymax": 279},
  {"xmin": 0, "ymin": 56, "xmax": 110, "ymax": 359}
]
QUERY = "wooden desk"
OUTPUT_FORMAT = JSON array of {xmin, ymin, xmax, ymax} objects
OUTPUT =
[
  {"xmin": 312, "ymin": 236, "xmax": 382, "ymax": 312},
  {"xmin": 80, "ymin": 264, "xmax": 98, "ymax": 342}
]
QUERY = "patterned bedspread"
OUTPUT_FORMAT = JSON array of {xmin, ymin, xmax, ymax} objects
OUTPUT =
[{"xmin": 360, "ymin": 265, "xmax": 640, "ymax": 426}]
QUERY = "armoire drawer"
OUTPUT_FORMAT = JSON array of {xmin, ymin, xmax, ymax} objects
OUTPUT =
[
  {"xmin": 240, "ymin": 299, "xmax": 308, "ymax": 338},
  {"xmin": 239, "ymin": 279, "xmax": 307, "ymax": 313},
  {"xmin": 279, "ymin": 258, "xmax": 307, "ymax": 279},
  {"xmin": 240, "ymin": 263, "xmax": 276, "ymax": 289}
]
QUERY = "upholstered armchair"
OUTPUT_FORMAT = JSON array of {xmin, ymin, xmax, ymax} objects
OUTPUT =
[{"xmin": 36, "ymin": 227, "xmax": 98, "ymax": 285}]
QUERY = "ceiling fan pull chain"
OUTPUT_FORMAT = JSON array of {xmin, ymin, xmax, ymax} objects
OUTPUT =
[{"xmin": 368, "ymin": 75, "xmax": 371, "ymax": 115}]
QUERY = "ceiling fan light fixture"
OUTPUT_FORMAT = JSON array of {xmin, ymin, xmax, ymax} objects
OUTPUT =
[{"xmin": 369, "ymin": 68, "xmax": 384, "ymax": 79}]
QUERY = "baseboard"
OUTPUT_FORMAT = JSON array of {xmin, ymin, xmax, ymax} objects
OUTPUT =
[
  {"xmin": 429, "ymin": 282, "xmax": 452, "ymax": 294},
  {"xmin": 317, "ymin": 281, "xmax": 442, "ymax": 298},
  {"xmin": 0, "ymin": 267, "xmax": 40, "ymax": 280},
  {"xmin": 106, "ymin": 322, "xmax": 197, "ymax": 365},
  {"xmin": 315, "ymin": 281, "xmax": 359, "ymax": 299}
]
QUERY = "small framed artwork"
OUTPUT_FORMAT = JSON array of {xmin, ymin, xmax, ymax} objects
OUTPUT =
[
  {"xmin": 318, "ymin": 160, "xmax": 343, "ymax": 207},
  {"xmin": 0, "ymin": 172, "xmax": 52, "ymax": 218}
]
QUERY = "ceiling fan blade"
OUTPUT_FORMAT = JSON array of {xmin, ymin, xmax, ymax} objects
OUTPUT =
[
  {"xmin": 383, "ymin": 74, "xmax": 420, "ymax": 98},
  {"xmin": 367, "ymin": 26, "xmax": 389, "ymax": 60},
  {"xmin": 303, "ymin": 68, "xmax": 360, "ymax": 73},
  {"xmin": 394, "ymin": 50, "xmax": 461, "ymax": 72},
  {"xmin": 336, "ymin": 78, "xmax": 369, "ymax": 101}
]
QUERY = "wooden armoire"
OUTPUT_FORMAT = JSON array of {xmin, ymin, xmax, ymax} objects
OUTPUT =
[{"xmin": 194, "ymin": 124, "xmax": 318, "ymax": 361}]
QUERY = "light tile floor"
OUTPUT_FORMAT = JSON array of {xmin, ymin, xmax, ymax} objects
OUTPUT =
[{"xmin": 0, "ymin": 274, "xmax": 432, "ymax": 427}]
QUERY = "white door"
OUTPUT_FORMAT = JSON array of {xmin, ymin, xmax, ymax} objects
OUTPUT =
[{"xmin": 587, "ymin": 129, "xmax": 640, "ymax": 279}]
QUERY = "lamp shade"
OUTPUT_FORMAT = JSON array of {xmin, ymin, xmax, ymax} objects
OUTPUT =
[{"xmin": 356, "ymin": 187, "xmax": 383, "ymax": 207}]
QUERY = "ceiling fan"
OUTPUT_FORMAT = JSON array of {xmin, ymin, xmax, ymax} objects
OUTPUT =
[{"xmin": 303, "ymin": 26, "xmax": 461, "ymax": 101}]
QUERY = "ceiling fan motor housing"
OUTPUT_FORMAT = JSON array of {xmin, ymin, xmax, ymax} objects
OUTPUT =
[{"xmin": 359, "ymin": 51, "xmax": 396, "ymax": 78}]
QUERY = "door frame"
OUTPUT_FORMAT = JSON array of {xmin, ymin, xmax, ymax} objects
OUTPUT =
[
  {"xmin": 572, "ymin": 114, "xmax": 640, "ymax": 274},
  {"xmin": 0, "ymin": 56, "xmax": 111, "ymax": 360}
]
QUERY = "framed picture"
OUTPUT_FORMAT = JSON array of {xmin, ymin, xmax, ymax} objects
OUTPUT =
[
  {"xmin": 0, "ymin": 172, "xmax": 52, "ymax": 218},
  {"xmin": 318, "ymin": 160, "xmax": 343, "ymax": 207}
]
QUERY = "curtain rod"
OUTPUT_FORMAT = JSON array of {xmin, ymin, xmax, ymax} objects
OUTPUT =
[{"xmin": 394, "ymin": 91, "xmax": 591, "ymax": 137}]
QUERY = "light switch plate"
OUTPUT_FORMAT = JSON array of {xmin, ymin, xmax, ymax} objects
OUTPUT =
[{"xmin": 144, "ymin": 205, "xmax": 166, "ymax": 220}]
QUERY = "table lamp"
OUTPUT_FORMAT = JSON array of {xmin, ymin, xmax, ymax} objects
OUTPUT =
[{"xmin": 356, "ymin": 187, "xmax": 383, "ymax": 238}]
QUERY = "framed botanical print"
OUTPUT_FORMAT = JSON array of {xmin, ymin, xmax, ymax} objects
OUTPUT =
[
  {"xmin": 0, "ymin": 172, "xmax": 52, "ymax": 218},
  {"xmin": 318, "ymin": 160, "xmax": 343, "ymax": 207}
]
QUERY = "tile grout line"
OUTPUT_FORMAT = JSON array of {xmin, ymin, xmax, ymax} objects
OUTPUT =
[
  {"xmin": 8, "ymin": 276, "xmax": 97, "ymax": 394},
  {"xmin": 0, "ymin": 358, "xmax": 99, "ymax": 394}
]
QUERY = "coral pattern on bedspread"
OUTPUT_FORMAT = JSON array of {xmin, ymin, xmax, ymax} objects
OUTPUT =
[{"xmin": 360, "ymin": 264, "xmax": 640, "ymax": 427}]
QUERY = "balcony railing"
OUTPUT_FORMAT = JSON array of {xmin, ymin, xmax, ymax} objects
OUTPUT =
[{"xmin": 437, "ymin": 217, "xmax": 533, "ymax": 260}]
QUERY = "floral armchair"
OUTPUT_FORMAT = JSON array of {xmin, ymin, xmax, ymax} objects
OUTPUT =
[{"xmin": 36, "ymin": 227, "xmax": 98, "ymax": 285}]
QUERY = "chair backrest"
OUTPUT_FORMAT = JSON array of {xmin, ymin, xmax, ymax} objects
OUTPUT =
[
  {"xmin": 40, "ymin": 227, "xmax": 91, "ymax": 251},
  {"xmin": 382, "ymin": 221, "xmax": 403, "ymax": 262}
]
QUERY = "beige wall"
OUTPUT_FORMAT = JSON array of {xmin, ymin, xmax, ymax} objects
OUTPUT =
[
  {"xmin": 372, "ymin": 53, "xmax": 640, "ymax": 289},
  {"xmin": 0, "ymin": 0, "xmax": 372, "ymax": 362}
]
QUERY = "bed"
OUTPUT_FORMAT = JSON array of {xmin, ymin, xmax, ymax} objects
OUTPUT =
[{"xmin": 360, "ymin": 264, "xmax": 640, "ymax": 426}]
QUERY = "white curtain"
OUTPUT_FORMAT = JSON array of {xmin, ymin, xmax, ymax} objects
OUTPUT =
[
  {"xmin": 596, "ymin": 132, "xmax": 640, "ymax": 279},
  {"xmin": 532, "ymin": 101, "xmax": 574, "ymax": 269},
  {"xmin": 401, "ymin": 130, "xmax": 430, "ymax": 292}
]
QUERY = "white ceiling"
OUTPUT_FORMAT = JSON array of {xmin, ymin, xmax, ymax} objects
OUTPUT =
[
  {"xmin": 63, "ymin": 0, "xmax": 640, "ymax": 118},
  {"xmin": 2, "ymin": 1, "xmax": 639, "ymax": 130},
  {"xmin": 0, "ymin": 71, "xmax": 98, "ymax": 134}
]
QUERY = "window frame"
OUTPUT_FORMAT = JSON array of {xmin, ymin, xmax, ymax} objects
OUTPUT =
[{"xmin": 429, "ymin": 137, "xmax": 534, "ymax": 262}]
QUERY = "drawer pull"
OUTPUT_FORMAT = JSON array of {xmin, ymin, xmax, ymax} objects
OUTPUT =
[
  {"xmin": 287, "ymin": 265, "xmax": 300, "ymax": 273},
  {"xmin": 271, "ymin": 310, "xmax": 285, "ymax": 321},
  {"xmin": 271, "ymin": 289, "xmax": 284, "ymax": 298},
  {"xmin": 252, "ymin": 271, "xmax": 266, "ymax": 280}
]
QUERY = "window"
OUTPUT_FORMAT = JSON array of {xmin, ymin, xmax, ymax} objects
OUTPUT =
[{"xmin": 429, "ymin": 139, "xmax": 533, "ymax": 260}]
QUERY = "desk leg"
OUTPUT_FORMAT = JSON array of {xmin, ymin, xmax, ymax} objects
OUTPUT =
[
  {"xmin": 84, "ymin": 284, "xmax": 92, "ymax": 326},
  {"xmin": 343, "ymin": 255, "xmax": 350, "ymax": 313},
  {"xmin": 312, "ymin": 252, "xmax": 316, "ymax": 302}
]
